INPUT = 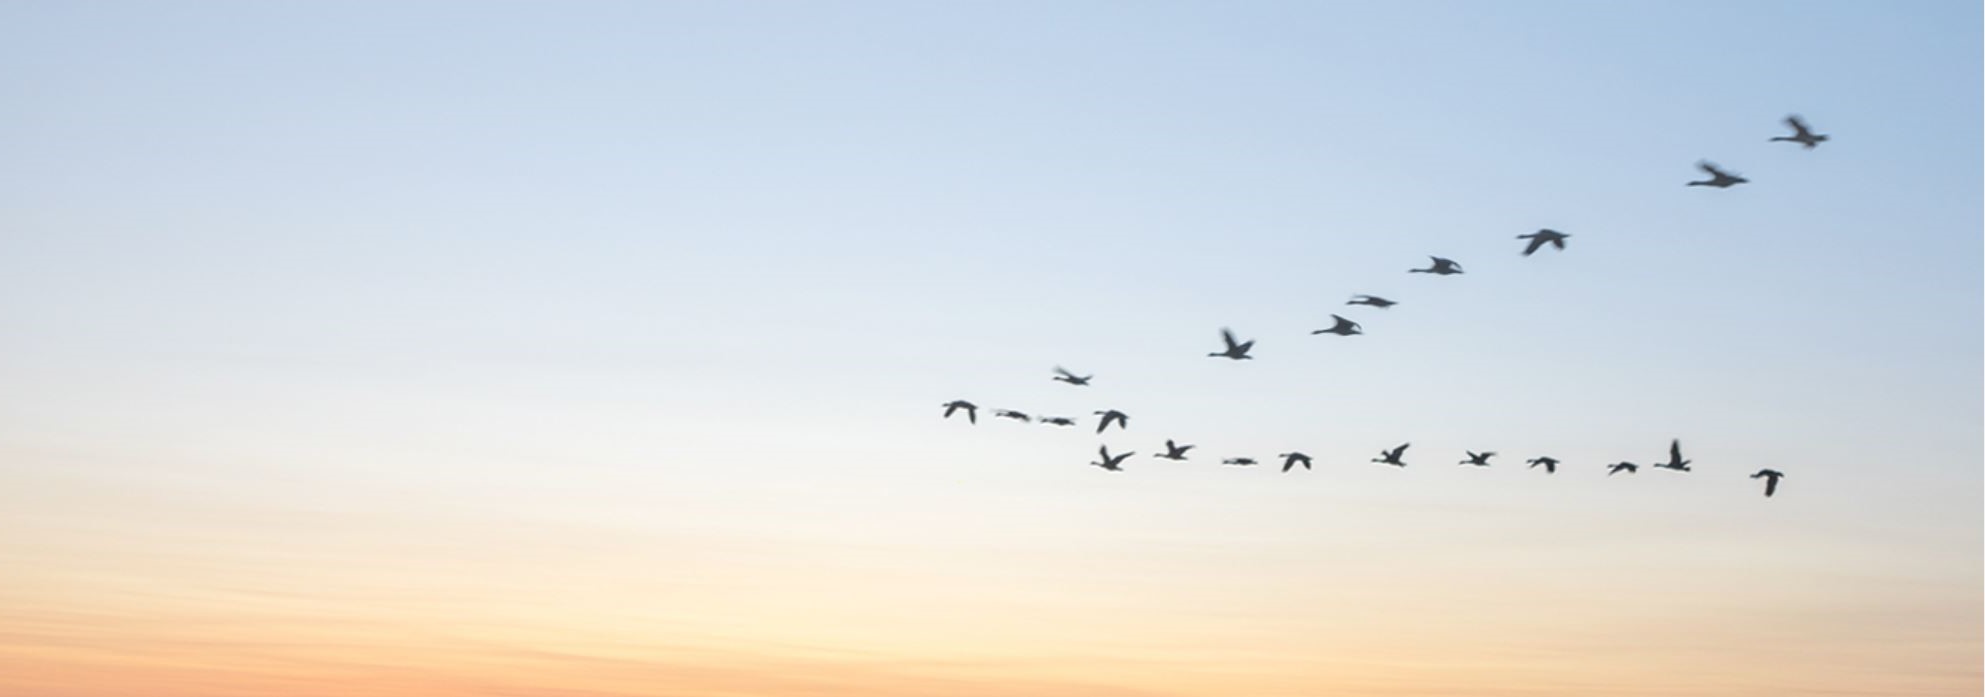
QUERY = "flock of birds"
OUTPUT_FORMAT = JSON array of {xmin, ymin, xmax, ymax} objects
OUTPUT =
[{"xmin": 940, "ymin": 116, "xmax": 1829, "ymax": 499}]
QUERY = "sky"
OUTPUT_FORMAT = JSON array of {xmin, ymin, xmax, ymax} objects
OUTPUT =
[{"xmin": 0, "ymin": 1, "xmax": 1979, "ymax": 695}]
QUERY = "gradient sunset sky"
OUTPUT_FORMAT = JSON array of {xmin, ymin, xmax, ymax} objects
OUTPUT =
[{"xmin": 2, "ymin": 2, "xmax": 1980, "ymax": 696}]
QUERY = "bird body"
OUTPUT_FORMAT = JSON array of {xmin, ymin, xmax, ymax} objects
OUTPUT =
[
  {"xmin": 1517, "ymin": 229, "xmax": 1569, "ymax": 256},
  {"xmin": 1459, "ymin": 450, "xmax": 1496, "ymax": 467},
  {"xmin": 1278, "ymin": 452, "xmax": 1314, "ymax": 472},
  {"xmin": 1652, "ymin": 439, "xmax": 1692, "ymax": 472},
  {"xmin": 1052, "ymin": 366, "xmax": 1092, "ymax": 386},
  {"xmin": 1312, "ymin": 314, "xmax": 1363, "ymax": 336},
  {"xmin": 1607, "ymin": 461, "xmax": 1639, "ymax": 476},
  {"xmin": 1373, "ymin": 443, "xmax": 1410, "ymax": 467},
  {"xmin": 1750, "ymin": 469, "xmax": 1786, "ymax": 497},
  {"xmin": 1770, "ymin": 116, "xmax": 1827, "ymax": 149},
  {"xmin": 1222, "ymin": 457, "xmax": 1258, "ymax": 467},
  {"xmin": 1092, "ymin": 445, "xmax": 1134, "ymax": 472},
  {"xmin": 1687, "ymin": 161, "xmax": 1748, "ymax": 188},
  {"xmin": 1410, "ymin": 256, "xmax": 1464, "ymax": 275},
  {"xmin": 1527, "ymin": 456, "xmax": 1559, "ymax": 474},
  {"xmin": 1208, "ymin": 328, "xmax": 1255, "ymax": 360},
  {"xmin": 1348, "ymin": 295, "xmax": 1397, "ymax": 309},
  {"xmin": 941, "ymin": 400, "xmax": 978, "ymax": 424},
  {"xmin": 993, "ymin": 409, "xmax": 1032, "ymax": 423},
  {"xmin": 1155, "ymin": 439, "xmax": 1195, "ymax": 460},
  {"xmin": 1039, "ymin": 416, "xmax": 1076, "ymax": 427},
  {"xmin": 1093, "ymin": 409, "xmax": 1129, "ymax": 433}
]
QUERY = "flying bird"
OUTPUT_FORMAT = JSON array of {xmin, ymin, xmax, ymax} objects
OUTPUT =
[
  {"xmin": 1517, "ymin": 229, "xmax": 1569, "ymax": 256},
  {"xmin": 1372, "ymin": 443, "xmax": 1410, "ymax": 467},
  {"xmin": 993, "ymin": 409, "xmax": 1031, "ymax": 423},
  {"xmin": 1222, "ymin": 457, "xmax": 1259, "ymax": 467},
  {"xmin": 1652, "ymin": 439, "xmax": 1692, "ymax": 472},
  {"xmin": 1207, "ymin": 328, "xmax": 1255, "ymax": 360},
  {"xmin": 941, "ymin": 400, "xmax": 978, "ymax": 424},
  {"xmin": 1527, "ymin": 456, "xmax": 1560, "ymax": 474},
  {"xmin": 1038, "ymin": 416, "xmax": 1076, "ymax": 427},
  {"xmin": 1348, "ymin": 295, "xmax": 1397, "ymax": 309},
  {"xmin": 1687, "ymin": 161, "xmax": 1748, "ymax": 188},
  {"xmin": 1750, "ymin": 469, "xmax": 1786, "ymax": 497},
  {"xmin": 1091, "ymin": 445, "xmax": 1134, "ymax": 472},
  {"xmin": 1606, "ymin": 461, "xmax": 1639, "ymax": 476},
  {"xmin": 1093, "ymin": 409, "xmax": 1129, "ymax": 434},
  {"xmin": 1410, "ymin": 256, "xmax": 1464, "ymax": 275},
  {"xmin": 1459, "ymin": 451, "xmax": 1496, "ymax": 467},
  {"xmin": 1052, "ymin": 366, "xmax": 1092, "ymax": 386},
  {"xmin": 1155, "ymin": 439, "xmax": 1195, "ymax": 461},
  {"xmin": 1312, "ymin": 314, "xmax": 1363, "ymax": 336},
  {"xmin": 1278, "ymin": 452, "xmax": 1314, "ymax": 472},
  {"xmin": 1770, "ymin": 115, "xmax": 1828, "ymax": 149}
]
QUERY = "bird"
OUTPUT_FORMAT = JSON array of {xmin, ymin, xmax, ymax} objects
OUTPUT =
[
  {"xmin": 1038, "ymin": 416, "xmax": 1076, "ymax": 427},
  {"xmin": 1311, "ymin": 314, "xmax": 1362, "ymax": 336},
  {"xmin": 1222, "ymin": 457, "xmax": 1259, "ymax": 467},
  {"xmin": 941, "ymin": 400, "xmax": 978, "ymax": 424},
  {"xmin": 1372, "ymin": 443, "xmax": 1410, "ymax": 467},
  {"xmin": 1687, "ymin": 161, "xmax": 1748, "ymax": 188},
  {"xmin": 1052, "ymin": 366, "xmax": 1092, "ymax": 386},
  {"xmin": 1278, "ymin": 452, "xmax": 1314, "ymax": 472},
  {"xmin": 1155, "ymin": 439, "xmax": 1195, "ymax": 461},
  {"xmin": 1750, "ymin": 469, "xmax": 1786, "ymax": 497},
  {"xmin": 1517, "ymin": 229, "xmax": 1569, "ymax": 256},
  {"xmin": 1770, "ymin": 115, "xmax": 1828, "ymax": 149},
  {"xmin": 1207, "ymin": 328, "xmax": 1255, "ymax": 360},
  {"xmin": 1091, "ymin": 445, "xmax": 1134, "ymax": 472},
  {"xmin": 1606, "ymin": 461, "xmax": 1639, "ymax": 476},
  {"xmin": 1410, "ymin": 256, "xmax": 1464, "ymax": 275},
  {"xmin": 1093, "ymin": 409, "xmax": 1129, "ymax": 434},
  {"xmin": 1652, "ymin": 439, "xmax": 1692, "ymax": 472},
  {"xmin": 1348, "ymin": 295, "xmax": 1397, "ymax": 309},
  {"xmin": 1459, "ymin": 451, "xmax": 1496, "ymax": 467},
  {"xmin": 1527, "ymin": 456, "xmax": 1560, "ymax": 474},
  {"xmin": 993, "ymin": 409, "xmax": 1031, "ymax": 423}
]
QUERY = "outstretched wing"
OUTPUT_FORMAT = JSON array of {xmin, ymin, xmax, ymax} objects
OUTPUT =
[
  {"xmin": 1521, "ymin": 236, "xmax": 1548, "ymax": 256},
  {"xmin": 1785, "ymin": 115, "xmax": 1812, "ymax": 138},
  {"xmin": 1220, "ymin": 328, "xmax": 1240, "ymax": 351},
  {"xmin": 1698, "ymin": 161, "xmax": 1727, "ymax": 177},
  {"xmin": 1765, "ymin": 477, "xmax": 1779, "ymax": 497},
  {"xmin": 1669, "ymin": 439, "xmax": 1683, "ymax": 464}
]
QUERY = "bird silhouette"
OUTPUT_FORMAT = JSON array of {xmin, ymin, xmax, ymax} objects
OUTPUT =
[
  {"xmin": 1052, "ymin": 366, "xmax": 1092, "ymax": 386},
  {"xmin": 1687, "ymin": 161, "xmax": 1748, "ymax": 188},
  {"xmin": 1606, "ymin": 461, "xmax": 1639, "ymax": 476},
  {"xmin": 1459, "ymin": 451, "xmax": 1496, "ymax": 467},
  {"xmin": 1652, "ymin": 439, "xmax": 1692, "ymax": 472},
  {"xmin": 941, "ymin": 400, "xmax": 978, "ymax": 424},
  {"xmin": 1093, "ymin": 409, "xmax": 1129, "ymax": 434},
  {"xmin": 993, "ymin": 409, "xmax": 1031, "ymax": 423},
  {"xmin": 1372, "ymin": 443, "xmax": 1410, "ymax": 467},
  {"xmin": 1517, "ymin": 229, "xmax": 1569, "ymax": 256},
  {"xmin": 1312, "ymin": 314, "xmax": 1363, "ymax": 336},
  {"xmin": 1038, "ymin": 416, "xmax": 1076, "ymax": 427},
  {"xmin": 1155, "ymin": 439, "xmax": 1195, "ymax": 461},
  {"xmin": 1527, "ymin": 456, "xmax": 1560, "ymax": 474},
  {"xmin": 1222, "ymin": 457, "xmax": 1259, "ymax": 467},
  {"xmin": 1348, "ymin": 295, "xmax": 1397, "ymax": 309},
  {"xmin": 1410, "ymin": 256, "xmax": 1464, "ymax": 275},
  {"xmin": 1091, "ymin": 445, "xmax": 1134, "ymax": 472},
  {"xmin": 1278, "ymin": 452, "xmax": 1314, "ymax": 472},
  {"xmin": 1750, "ymin": 469, "xmax": 1786, "ymax": 497},
  {"xmin": 1770, "ymin": 115, "xmax": 1827, "ymax": 149},
  {"xmin": 1207, "ymin": 328, "xmax": 1255, "ymax": 360}
]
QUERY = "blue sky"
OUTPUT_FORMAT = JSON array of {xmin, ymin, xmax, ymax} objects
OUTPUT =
[{"xmin": 0, "ymin": 2, "xmax": 1978, "ymax": 695}]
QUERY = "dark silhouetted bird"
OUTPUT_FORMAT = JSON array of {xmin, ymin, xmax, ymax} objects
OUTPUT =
[
  {"xmin": 941, "ymin": 400, "xmax": 978, "ymax": 423},
  {"xmin": 1373, "ymin": 443, "xmax": 1410, "ymax": 467},
  {"xmin": 1410, "ymin": 256, "xmax": 1464, "ymax": 275},
  {"xmin": 1750, "ymin": 469, "xmax": 1786, "ymax": 497},
  {"xmin": 1039, "ymin": 416, "xmax": 1076, "ymax": 427},
  {"xmin": 1155, "ymin": 439, "xmax": 1195, "ymax": 461},
  {"xmin": 1207, "ymin": 328, "xmax": 1255, "ymax": 360},
  {"xmin": 1312, "ymin": 315, "xmax": 1362, "ymax": 336},
  {"xmin": 1607, "ymin": 461, "xmax": 1639, "ymax": 476},
  {"xmin": 1527, "ymin": 456, "xmax": 1560, "ymax": 474},
  {"xmin": 1052, "ymin": 366, "xmax": 1092, "ymax": 386},
  {"xmin": 1653, "ymin": 439, "xmax": 1692, "ymax": 472},
  {"xmin": 993, "ymin": 409, "xmax": 1031, "ymax": 423},
  {"xmin": 1091, "ymin": 445, "xmax": 1134, "ymax": 472},
  {"xmin": 1093, "ymin": 409, "xmax": 1129, "ymax": 433},
  {"xmin": 1459, "ymin": 451, "xmax": 1496, "ymax": 467},
  {"xmin": 1770, "ymin": 116, "xmax": 1827, "ymax": 149},
  {"xmin": 1348, "ymin": 295, "xmax": 1397, "ymax": 309},
  {"xmin": 1687, "ymin": 161, "xmax": 1748, "ymax": 188},
  {"xmin": 1278, "ymin": 452, "xmax": 1314, "ymax": 472},
  {"xmin": 1518, "ymin": 229, "xmax": 1569, "ymax": 256},
  {"xmin": 1222, "ymin": 457, "xmax": 1259, "ymax": 467}
]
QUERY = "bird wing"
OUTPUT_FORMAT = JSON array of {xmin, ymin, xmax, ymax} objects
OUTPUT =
[
  {"xmin": 1786, "ymin": 115, "xmax": 1812, "ymax": 137},
  {"xmin": 1669, "ymin": 439, "xmax": 1683, "ymax": 463},
  {"xmin": 1698, "ymin": 161, "xmax": 1728, "ymax": 177},
  {"xmin": 1220, "ymin": 328, "xmax": 1240, "ymax": 351},
  {"xmin": 1521, "ymin": 236, "xmax": 1547, "ymax": 256},
  {"xmin": 1235, "ymin": 340, "xmax": 1254, "ymax": 353},
  {"xmin": 1054, "ymin": 366, "xmax": 1076, "ymax": 379}
]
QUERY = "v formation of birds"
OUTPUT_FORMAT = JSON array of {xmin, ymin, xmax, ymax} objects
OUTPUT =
[{"xmin": 943, "ymin": 116, "xmax": 1830, "ymax": 499}]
